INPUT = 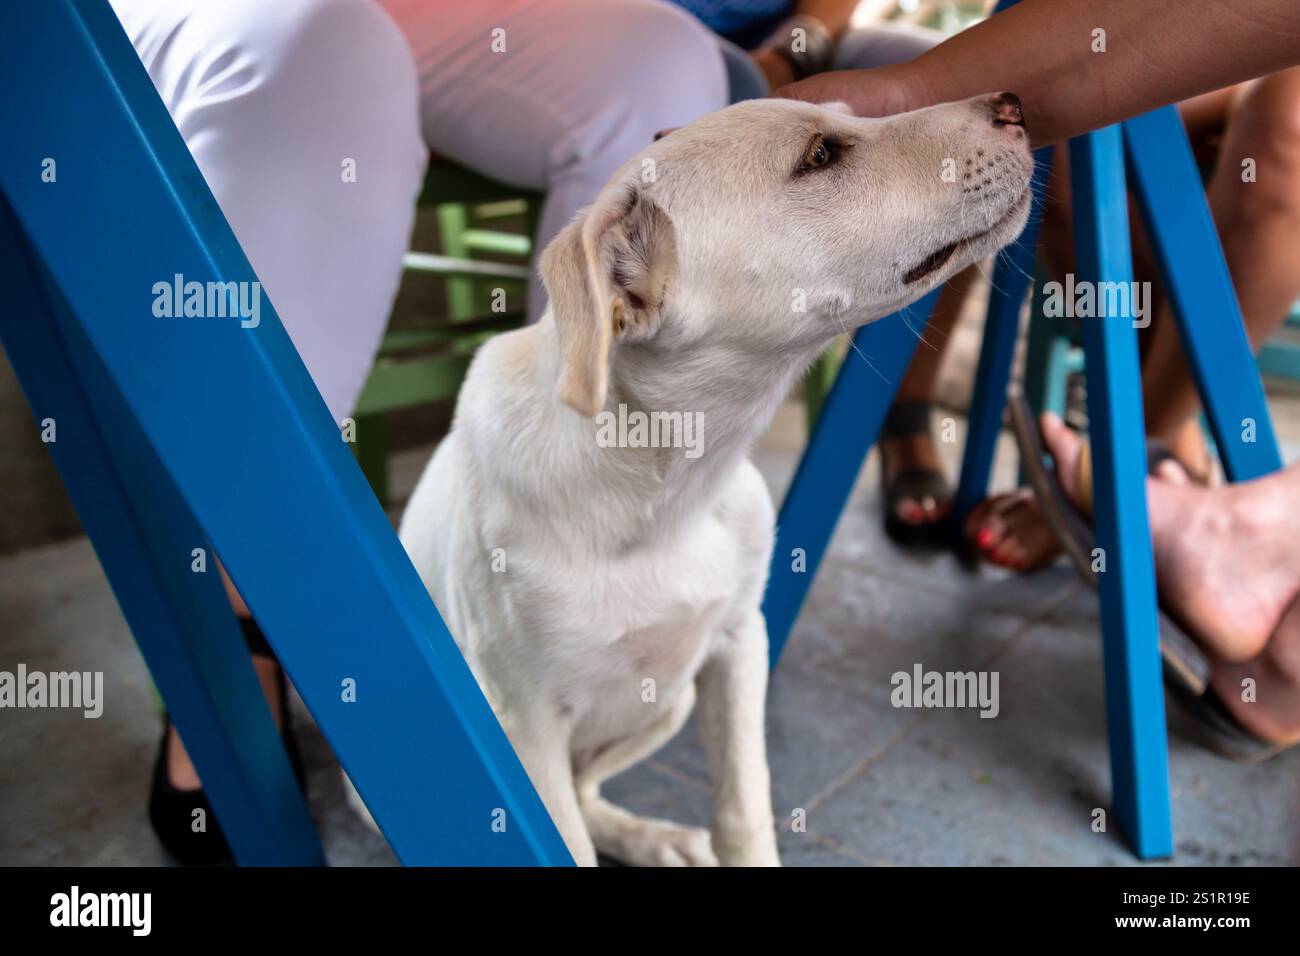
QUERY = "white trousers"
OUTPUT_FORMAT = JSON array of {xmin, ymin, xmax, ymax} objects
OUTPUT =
[
  {"xmin": 383, "ymin": 0, "xmax": 730, "ymax": 313},
  {"xmin": 110, "ymin": 0, "xmax": 426, "ymax": 420},
  {"xmin": 110, "ymin": 0, "xmax": 935, "ymax": 417}
]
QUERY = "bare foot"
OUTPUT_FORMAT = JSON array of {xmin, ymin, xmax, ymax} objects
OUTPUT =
[
  {"xmin": 964, "ymin": 489, "xmax": 1060, "ymax": 571},
  {"xmin": 965, "ymin": 414, "xmax": 1216, "ymax": 573},
  {"xmin": 1038, "ymin": 413, "xmax": 1298, "ymax": 665},
  {"xmin": 1040, "ymin": 414, "xmax": 1300, "ymax": 744},
  {"xmin": 963, "ymin": 411, "xmax": 1086, "ymax": 570}
]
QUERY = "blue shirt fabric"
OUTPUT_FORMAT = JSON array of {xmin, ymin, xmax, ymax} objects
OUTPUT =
[{"xmin": 667, "ymin": 0, "xmax": 793, "ymax": 48}]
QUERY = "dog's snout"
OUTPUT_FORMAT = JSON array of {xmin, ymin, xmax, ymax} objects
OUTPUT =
[{"xmin": 989, "ymin": 92, "xmax": 1023, "ymax": 129}]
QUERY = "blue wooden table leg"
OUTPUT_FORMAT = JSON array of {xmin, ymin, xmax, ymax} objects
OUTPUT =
[
  {"xmin": 1070, "ymin": 127, "xmax": 1173, "ymax": 860},
  {"xmin": 1, "ymin": 0, "xmax": 571, "ymax": 865},
  {"xmin": 953, "ymin": 147, "xmax": 1054, "ymax": 523},
  {"xmin": 764, "ymin": 292, "xmax": 938, "ymax": 667},
  {"xmin": 0, "ymin": 196, "xmax": 325, "ymax": 866},
  {"xmin": 1122, "ymin": 106, "xmax": 1282, "ymax": 481}
]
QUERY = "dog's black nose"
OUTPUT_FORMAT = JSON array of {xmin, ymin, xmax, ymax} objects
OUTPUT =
[{"xmin": 990, "ymin": 92, "xmax": 1023, "ymax": 128}]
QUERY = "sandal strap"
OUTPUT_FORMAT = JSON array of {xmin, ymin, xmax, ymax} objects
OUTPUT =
[
  {"xmin": 881, "ymin": 400, "xmax": 933, "ymax": 441},
  {"xmin": 238, "ymin": 616, "xmax": 276, "ymax": 660}
]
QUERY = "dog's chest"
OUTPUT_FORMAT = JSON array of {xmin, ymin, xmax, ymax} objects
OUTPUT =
[
  {"xmin": 547, "ymin": 512, "xmax": 742, "ymax": 738},
  {"xmin": 600, "ymin": 514, "xmax": 737, "ymax": 662}
]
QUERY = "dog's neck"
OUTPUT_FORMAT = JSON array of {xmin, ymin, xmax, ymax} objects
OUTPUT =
[{"xmin": 524, "ymin": 314, "xmax": 827, "ymax": 552}]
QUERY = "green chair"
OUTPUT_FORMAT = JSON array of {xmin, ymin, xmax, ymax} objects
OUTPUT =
[{"xmin": 353, "ymin": 158, "xmax": 542, "ymax": 506}]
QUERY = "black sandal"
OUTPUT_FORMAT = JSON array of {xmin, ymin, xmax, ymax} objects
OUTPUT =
[
  {"xmin": 147, "ymin": 617, "xmax": 306, "ymax": 865},
  {"xmin": 880, "ymin": 400, "xmax": 953, "ymax": 548}
]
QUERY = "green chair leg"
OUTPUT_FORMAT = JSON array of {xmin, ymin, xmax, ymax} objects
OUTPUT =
[
  {"xmin": 354, "ymin": 413, "xmax": 390, "ymax": 509},
  {"xmin": 436, "ymin": 202, "xmax": 478, "ymax": 322},
  {"xmin": 353, "ymin": 162, "xmax": 540, "ymax": 512}
]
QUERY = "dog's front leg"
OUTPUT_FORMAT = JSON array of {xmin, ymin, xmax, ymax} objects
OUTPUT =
[
  {"xmin": 696, "ymin": 611, "xmax": 781, "ymax": 866},
  {"xmin": 510, "ymin": 726, "xmax": 598, "ymax": 867}
]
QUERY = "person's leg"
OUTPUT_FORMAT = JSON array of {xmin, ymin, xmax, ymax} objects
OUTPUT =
[
  {"xmin": 163, "ymin": 568, "xmax": 283, "ymax": 792},
  {"xmin": 883, "ymin": 268, "xmax": 978, "ymax": 529},
  {"xmin": 1141, "ymin": 68, "xmax": 1300, "ymax": 453},
  {"xmin": 384, "ymin": 0, "xmax": 729, "ymax": 320},
  {"xmin": 1035, "ymin": 94, "xmax": 1225, "ymax": 472},
  {"xmin": 111, "ymin": 0, "xmax": 425, "ymax": 798},
  {"xmin": 114, "ymin": 0, "xmax": 425, "ymax": 422}
]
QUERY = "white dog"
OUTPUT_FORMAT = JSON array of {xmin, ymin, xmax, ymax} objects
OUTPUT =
[{"xmin": 356, "ymin": 94, "xmax": 1031, "ymax": 866}]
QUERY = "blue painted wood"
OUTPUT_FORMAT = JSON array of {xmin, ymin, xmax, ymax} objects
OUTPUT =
[
  {"xmin": 1122, "ymin": 107, "xmax": 1282, "ymax": 481},
  {"xmin": 764, "ymin": 292, "xmax": 938, "ymax": 667},
  {"xmin": 953, "ymin": 146, "xmax": 1054, "ymax": 522},
  {"xmin": 0, "ymin": 0, "xmax": 571, "ymax": 865},
  {"xmin": 1069, "ymin": 128, "xmax": 1173, "ymax": 859},
  {"xmin": 0, "ymin": 195, "xmax": 326, "ymax": 866}
]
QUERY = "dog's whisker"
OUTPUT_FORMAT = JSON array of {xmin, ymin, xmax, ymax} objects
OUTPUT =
[
  {"xmin": 899, "ymin": 311, "xmax": 940, "ymax": 351},
  {"xmin": 995, "ymin": 243, "xmax": 1037, "ymax": 286},
  {"xmin": 898, "ymin": 296, "xmax": 945, "ymax": 352},
  {"xmin": 837, "ymin": 314, "xmax": 891, "ymax": 383}
]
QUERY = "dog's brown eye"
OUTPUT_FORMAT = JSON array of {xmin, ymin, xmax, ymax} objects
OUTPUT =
[{"xmin": 797, "ymin": 134, "xmax": 844, "ymax": 175}]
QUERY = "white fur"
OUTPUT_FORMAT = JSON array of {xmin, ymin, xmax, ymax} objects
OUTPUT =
[{"xmin": 348, "ymin": 95, "xmax": 1032, "ymax": 865}]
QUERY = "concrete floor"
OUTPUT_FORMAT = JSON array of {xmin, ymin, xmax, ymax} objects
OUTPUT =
[{"xmin": 2, "ymin": 399, "xmax": 1299, "ymax": 866}]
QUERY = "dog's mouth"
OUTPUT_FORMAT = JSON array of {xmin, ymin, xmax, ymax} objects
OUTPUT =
[
  {"xmin": 901, "ymin": 241, "xmax": 960, "ymax": 284},
  {"xmin": 902, "ymin": 188, "xmax": 1031, "ymax": 285}
]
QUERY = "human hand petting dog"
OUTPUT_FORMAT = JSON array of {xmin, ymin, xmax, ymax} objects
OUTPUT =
[{"xmin": 778, "ymin": 0, "xmax": 1300, "ymax": 145}]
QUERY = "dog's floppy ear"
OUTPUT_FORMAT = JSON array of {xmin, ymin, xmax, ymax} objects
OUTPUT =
[{"xmin": 540, "ymin": 187, "xmax": 678, "ymax": 416}]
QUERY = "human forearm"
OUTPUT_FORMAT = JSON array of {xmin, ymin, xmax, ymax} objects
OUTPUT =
[
  {"xmin": 782, "ymin": 0, "xmax": 1300, "ymax": 145},
  {"xmin": 909, "ymin": 0, "xmax": 1300, "ymax": 143}
]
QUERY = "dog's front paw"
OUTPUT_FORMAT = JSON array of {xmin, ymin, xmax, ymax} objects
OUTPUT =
[
  {"xmin": 644, "ymin": 824, "xmax": 720, "ymax": 867},
  {"xmin": 603, "ymin": 819, "xmax": 720, "ymax": 867}
]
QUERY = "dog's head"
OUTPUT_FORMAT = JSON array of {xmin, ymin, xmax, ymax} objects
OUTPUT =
[{"xmin": 542, "ymin": 94, "xmax": 1033, "ymax": 415}]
